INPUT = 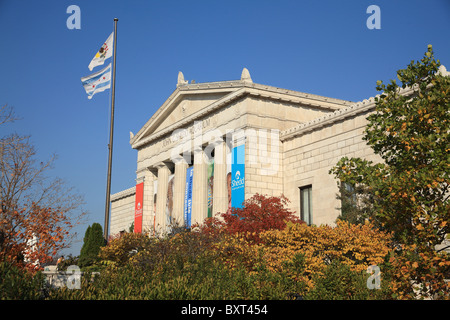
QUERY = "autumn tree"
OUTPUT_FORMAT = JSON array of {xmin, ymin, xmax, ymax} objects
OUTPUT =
[
  {"xmin": 0, "ymin": 105, "xmax": 86, "ymax": 270},
  {"xmin": 200, "ymin": 194, "xmax": 303, "ymax": 243},
  {"xmin": 330, "ymin": 46, "xmax": 449, "ymax": 298}
]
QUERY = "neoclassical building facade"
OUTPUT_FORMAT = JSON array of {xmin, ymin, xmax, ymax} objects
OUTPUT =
[{"xmin": 109, "ymin": 67, "xmax": 401, "ymax": 236}]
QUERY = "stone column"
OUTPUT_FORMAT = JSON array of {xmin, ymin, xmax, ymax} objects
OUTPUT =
[
  {"xmin": 173, "ymin": 159, "xmax": 188, "ymax": 227},
  {"xmin": 138, "ymin": 168, "xmax": 157, "ymax": 234},
  {"xmin": 192, "ymin": 146, "xmax": 207, "ymax": 226},
  {"xmin": 155, "ymin": 162, "xmax": 170, "ymax": 234},
  {"xmin": 213, "ymin": 139, "xmax": 228, "ymax": 216}
]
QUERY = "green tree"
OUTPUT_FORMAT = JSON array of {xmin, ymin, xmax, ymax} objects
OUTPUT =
[
  {"xmin": 330, "ymin": 45, "xmax": 449, "ymax": 246},
  {"xmin": 330, "ymin": 45, "xmax": 449, "ymax": 298},
  {"xmin": 335, "ymin": 182, "xmax": 378, "ymax": 225},
  {"xmin": 79, "ymin": 223, "xmax": 105, "ymax": 268}
]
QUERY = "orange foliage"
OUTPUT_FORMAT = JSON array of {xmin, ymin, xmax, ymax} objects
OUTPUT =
[
  {"xmin": 210, "ymin": 220, "xmax": 392, "ymax": 290},
  {"xmin": 0, "ymin": 203, "xmax": 73, "ymax": 271},
  {"xmin": 260, "ymin": 220, "xmax": 391, "ymax": 274},
  {"xmin": 388, "ymin": 244, "xmax": 450, "ymax": 299}
]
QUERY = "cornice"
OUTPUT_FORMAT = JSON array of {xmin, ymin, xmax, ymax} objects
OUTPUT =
[
  {"xmin": 110, "ymin": 186, "xmax": 136, "ymax": 202},
  {"xmin": 130, "ymin": 65, "xmax": 449, "ymax": 149},
  {"xmin": 280, "ymin": 86, "xmax": 417, "ymax": 141}
]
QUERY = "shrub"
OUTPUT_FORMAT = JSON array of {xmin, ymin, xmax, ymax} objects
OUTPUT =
[
  {"xmin": 387, "ymin": 245, "xmax": 450, "ymax": 300},
  {"xmin": 259, "ymin": 220, "xmax": 392, "ymax": 278},
  {"xmin": 305, "ymin": 260, "xmax": 392, "ymax": 300},
  {"xmin": 0, "ymin": 260, "xmax": 46, "ymax": 300},
  {"xmin": 99, "ymin": 232, "xmax": 154, "ymax": 267},
  {"xmin": 200, "ymin": 194, "xmax": 304, "ymax": 243},
  {"xmin": 49, "ymin": 235, "xmax": 305, "ymax": 300}
]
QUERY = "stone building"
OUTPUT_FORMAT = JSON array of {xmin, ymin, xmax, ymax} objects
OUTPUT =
[{"xmin": 109, "ymin": 67, "xmax": 441, "ymax": 237}]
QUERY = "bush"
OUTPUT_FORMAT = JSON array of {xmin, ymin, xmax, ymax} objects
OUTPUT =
[
  {"xmin": 47, "ymin": 196, "xmax": 405, "ymax": 300},
  {"xmin": 99, "ymin": 232, "xmax": 155, "ymax": 267},
  {"xmin": 305, "ymin": 261, "xmax": 392, "ymax": 300},
  {"xmin": 200, "ymin": 194, "xmax": 304, "ymax": 243},
  {"xmin": 259, "ymin": 220, "xmax": 392, "ymax": 279},
  {"xmin": 0, "ymin": 260, "xmax": 46, "ymax": 300},
  {"xmin": 49, "ymin": 236, "xmax": 305, "ymax": 300}
]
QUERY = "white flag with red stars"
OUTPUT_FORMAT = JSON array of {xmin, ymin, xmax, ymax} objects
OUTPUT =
[{"xmin": 81, "ymin": 63, "xmax": 111, "ymax": 99}]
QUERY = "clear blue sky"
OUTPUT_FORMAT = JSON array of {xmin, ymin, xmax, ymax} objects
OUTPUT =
[{"xmin": 1, "ymin": 0, "xmax": 449, "ymax": 256}]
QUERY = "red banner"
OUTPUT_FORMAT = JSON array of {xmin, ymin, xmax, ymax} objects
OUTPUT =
[{"xmin": 134, "ymin": 182, "xmax": 144, "ymax": 233}]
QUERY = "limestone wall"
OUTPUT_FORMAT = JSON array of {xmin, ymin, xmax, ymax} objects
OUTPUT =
[
  {"xmin": 110, "ymin": 187, "xmax": 135, "ymax": 236},
  {"xmin": 281, "ymin": 102, "xmax": 382, "ymax": 226}
]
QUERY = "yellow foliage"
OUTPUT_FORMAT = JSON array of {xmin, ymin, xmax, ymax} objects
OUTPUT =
[
  {"xmin": 210, "ymin": 220, "xmax": 392, "ymax": 291},
  {"xmin": 260, "ymin": 221, "xmax": 391, "ymax": 275}
]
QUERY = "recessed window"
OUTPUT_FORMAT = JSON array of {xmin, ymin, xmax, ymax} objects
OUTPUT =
[{"xmin": 300, "ymin": 185, "xmax": 312, "ymax": 225}]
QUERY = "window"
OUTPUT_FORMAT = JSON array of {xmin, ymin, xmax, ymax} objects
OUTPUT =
[{"xmin": 300, "ymin": 185, "xmax": 312, "ymax": 225}]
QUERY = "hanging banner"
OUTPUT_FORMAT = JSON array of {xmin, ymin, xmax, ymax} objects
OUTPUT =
[
  {"xmin": 207, "ymin": 159, "xmax": 214, "ymax": 218},
  {"xmin": 153, "ymin": 180, "xmax": 158, "ymax": 234},
  {"xmin": 227, "ymin": 150, "xmax": 232, "ymax": 213},
  {"xmin": 134, "ymin": 182, "xmax": 144, "ymax": 233},
  {"xmin": 166, "ymin": 174, "xmax": 174, "ymax": 228},
  {"xmin": 231, "ymin": 144, "xmax": 245, "ymax": 208},
  {"xmin": 184, "ymin": 166, "xmax": 194, "ymax": 228}
]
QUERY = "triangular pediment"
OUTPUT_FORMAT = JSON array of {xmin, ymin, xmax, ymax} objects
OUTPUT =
[
  {"xmin": 130, "ymin": 69, "xmax": 353, "ymax": 150},
  {"xmin": 130, "ymin": 83, "xmax": 244, "ymax": 149}
]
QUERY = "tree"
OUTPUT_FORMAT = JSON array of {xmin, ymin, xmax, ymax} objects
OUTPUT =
[
  {"xmin": 200, "ymin": 194, "xmax": 303, "ymax": 243},
  {"xmin": 331, "ymin": 45, "xmax": 449, "ymax": 246},
  {"xmin": 335, "ymin": 181, "xmax": 378, "ymax": 226},
  {"xmin": 79, "ymin": 225, "xmax": 91, "ymax": 261},
  {"xmin": 329, "ymin": 46, "xmax": 449, "ymax": 298},
  {"xmin": 79, "ymin": 223, "xmax": 105, "ymax": 268},
  {"xmin": 0, "ymin": 105, "xmax": 86, "ymax": 270}
]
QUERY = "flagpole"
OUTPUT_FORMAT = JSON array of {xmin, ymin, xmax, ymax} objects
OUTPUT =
[{"xmin": 104, "ymin": 18, "xmax": 118, "ymax": 241}]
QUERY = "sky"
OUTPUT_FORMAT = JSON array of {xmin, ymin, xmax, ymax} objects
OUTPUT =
[{"xmin": 1, "ymin": 0, "xmax": 449, "ymax": 256}]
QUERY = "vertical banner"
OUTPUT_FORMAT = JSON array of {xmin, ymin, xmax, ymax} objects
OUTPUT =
[
  {"xmin": 166, "ymin": 174, "xmax": 174, "ymax": 228},
  {"xmin": 134, "ymin": 182, "xmax": 144, "ymax": 233},
  {"xmin": 231, "ymin": 144, "xmax": 245, "ymax": 208},
  {"xmin": 184, "ymin": 166, "xmax": 194, "ymax": 228},
  {"xmin": 153, "ymin": 180, "xmax": 158, "ymax": 233},
  {"xmin": 207, "ymin": 159, "xmax": 214, "ymax": 218},
  {"xmin": 227, "ymin": 150, "xmax": 232, "ymax": 213}
]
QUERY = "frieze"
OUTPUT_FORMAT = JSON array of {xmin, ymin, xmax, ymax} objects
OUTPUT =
[{"xmin": 162, "ymin": 117, "xmax": 212, "ymax": 148}]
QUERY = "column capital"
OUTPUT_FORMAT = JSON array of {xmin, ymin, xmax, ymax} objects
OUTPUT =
[
  {"xmin": 135, "ymin": 176, "xmax": 145, "ymax": 184},
  {"xmin": 152, "ymin": 161, "xmax": 174, "ymax": 171}
]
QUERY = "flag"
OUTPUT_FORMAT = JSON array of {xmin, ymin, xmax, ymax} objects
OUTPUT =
[
  {"xmin": 88, "ymin": 32, "xmax": 113, "ymax": 71},
  {"xmin": 81, "ymin": 63, "xmax": 111, "ymax": 99}
]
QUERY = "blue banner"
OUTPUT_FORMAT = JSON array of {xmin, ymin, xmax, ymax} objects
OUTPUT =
[
  {"xmin": 184, "ymin": 166, "xmax": 194, "ymax": 228},
  {"xmin": 231, "ymin": 144, "xmax": 245, "ymax": 208}
]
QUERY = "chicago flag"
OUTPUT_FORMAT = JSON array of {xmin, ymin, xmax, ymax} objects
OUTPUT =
[{"xmin": 81, "ymin": 63, "xmax": 111, "ymax": 99}]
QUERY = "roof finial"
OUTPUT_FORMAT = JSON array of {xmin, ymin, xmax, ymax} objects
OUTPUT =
[
  {"xmin": 177, "ymin": 71, "xmax": 188, "ymax": 87},
  {"xmin": 241, "ymin": 67, "xmax": 252, "ymax": 83}
]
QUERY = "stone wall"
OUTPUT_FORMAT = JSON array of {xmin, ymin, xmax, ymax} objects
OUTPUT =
[
  {"xmin": 110, "ymin": 186, "xmax": 136, "ymax": 236},
  {"xmin": 245, "ymin": 128, "xmax": 283, "ymax": 199},
  {"xmin": 281, "ymin": 100, "xmax": 382, "ymax": 226}
]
